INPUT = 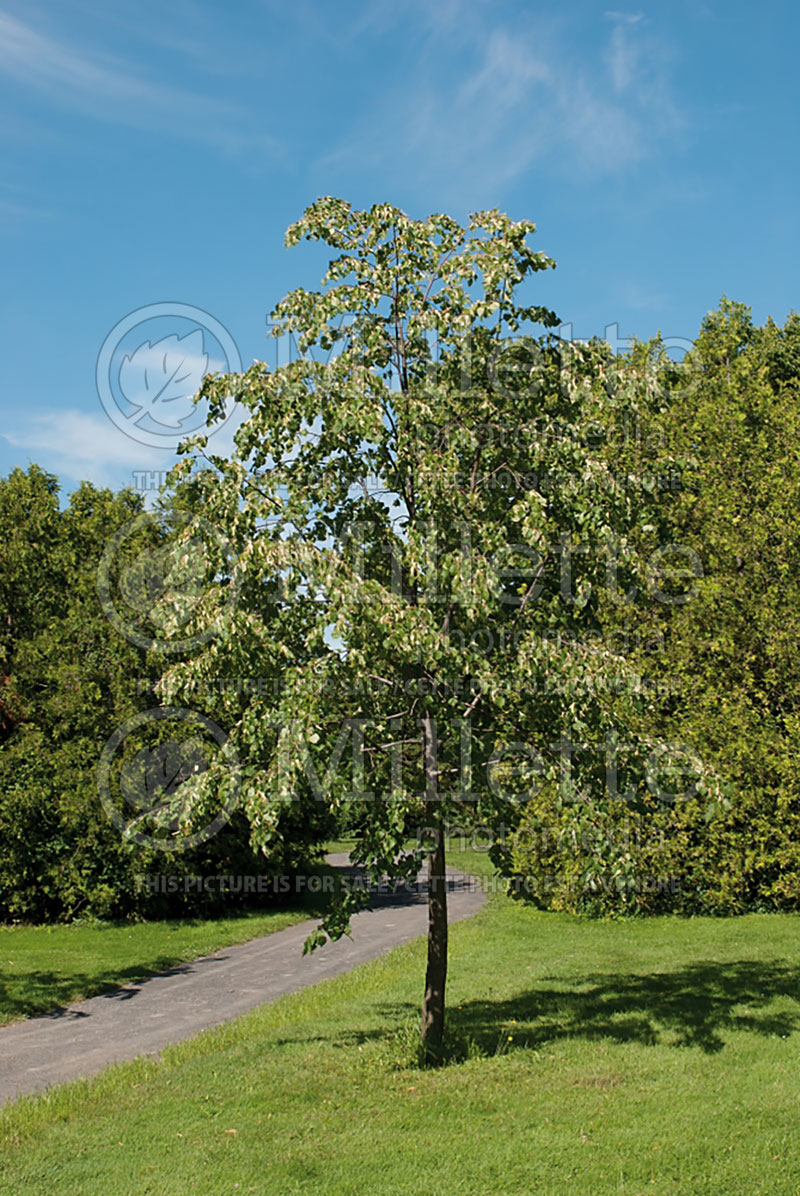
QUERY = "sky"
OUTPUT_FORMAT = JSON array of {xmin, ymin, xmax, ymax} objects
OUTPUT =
[{"xmin": 1, "ymin": 0, "xmax": 797, "ymax": 498}]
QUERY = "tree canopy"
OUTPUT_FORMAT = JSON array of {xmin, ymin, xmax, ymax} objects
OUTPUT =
[{"xmin": 157, "ymin": 198, "xmax": 721, "ymax": 1050}]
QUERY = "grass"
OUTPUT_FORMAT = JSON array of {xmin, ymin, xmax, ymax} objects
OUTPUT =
[
  {"xmin": 0, "ymin": 885, "xmax": 334, "ymax": 1026},
  {"xmin": 2, "ymin": 859, "xmax": 800, "ymax": 1194}
]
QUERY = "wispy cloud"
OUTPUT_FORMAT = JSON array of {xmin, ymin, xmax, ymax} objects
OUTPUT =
[
  {"xmin": 605, "ymin": 12, "xmax": 645, "ymax": 92},
  {"xmin": 4, "ymin": 409, "xmax": 169, "ymax": 488},
  {"xmin": 3, "ymin": 402, "xmax": 250, "ymax": 491},
  {"xmin": 0, "ymin": 183, "xmax": 54, "ymax": 220},
  {"xmin": 319, "ymin": 5, "xmax": 682, "ymax": 201},
  {"xmin": 614, "ymin": 278, "xmax": 669, "ymax": 312},
  {"xmin": 0, "ymin": 9, "xmax": 276, "ymax": 153},
  {"xmin": 604, "ymin": 10, "xmax": 645, "ymax": 24}
]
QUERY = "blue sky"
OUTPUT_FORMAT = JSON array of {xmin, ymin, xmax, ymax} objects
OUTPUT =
[{"xmin": 1, "ymin": 0, "xmax": 797, "ymax": 495}]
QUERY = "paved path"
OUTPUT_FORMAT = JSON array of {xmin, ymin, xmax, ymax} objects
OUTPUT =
[{"xmin": 0, "ymin": 856, "xmax": 485, "ymax": 1106}]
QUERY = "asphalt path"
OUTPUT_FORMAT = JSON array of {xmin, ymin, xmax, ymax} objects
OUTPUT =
[{"xmin": 0, "ymin": 855, "xmax": 485, "ymax": 1105}]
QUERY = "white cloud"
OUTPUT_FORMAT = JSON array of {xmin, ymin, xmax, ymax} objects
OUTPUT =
[
  {"xmin": 115, "ymin": 337, "xmax": 226, "ymax": 421},
  {"xmin": 4, "ymin": 402, "xmax": 249, "ymax": 494},
  {"xmin": 318, "ymin": 5, "xmax": 682, "ymax": 200},
  {"xmin": 604, "ymin": 11, "xmax": 645, "ymax": 24},
  {"xmin": 4, "ymin": 409, "xmax": 175, "ymax": 489},
  {"xmin": 606, "ymin": 21, "xmax": 641, "ymax": 92},
  {"xmin": 0, "ymin": 196, "xmax": 54, "ymax": 219},
  {"xmin": 458, "ymin": 30, "xmax": 550, "ymax": 111},
  {"xmin": 615, "ymin": 279, "xmax": 669, "ymax": 311},
  {"xmin": 0, "ymin": 10, "xmax": 276, "ymax": 153}
]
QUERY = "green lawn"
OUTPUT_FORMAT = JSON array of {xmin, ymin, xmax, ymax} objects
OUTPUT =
[
  {"xmin": 0, "ymin": 889, "xmax": 332, "ymax": 1026},
  {"xmin": 2, "ymin": 869, "xmax": 800, "ymax": 1194}
]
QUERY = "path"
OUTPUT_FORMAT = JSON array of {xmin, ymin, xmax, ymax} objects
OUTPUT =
[{"xmin": 0, "ymin": 856, "xmax": 485, "ymax": 1105}]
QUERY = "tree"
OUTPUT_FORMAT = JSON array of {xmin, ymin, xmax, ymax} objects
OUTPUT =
[
  {"xmin": 0, "ymin": 471, "xmax": 323, "ymax": 921},
  {"xmin": 516, "ymin": 300, "xmax": 800, "ymax": 916},
  {"xmin": 0, "ymin": 464, "xmax": 65, "ymax": 742},
  {"xmin": 158, "ymin": 198, "xmax": 720, "ymax": 1052},
  {"xmin": 617, "ymin": 301, "xmax": 800, "ymax": 911},
  {"xmin": 0, "ymin": 473, "xmax": 153, "ymax": 918}
]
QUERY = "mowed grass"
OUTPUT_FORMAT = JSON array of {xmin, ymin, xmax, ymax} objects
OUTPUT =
[
  {"xmin": 0, "ymin": 888, "xmax": 333, "ymax": 1026},
  {"xmin": 2, "ymin": 878, "xmax": 800, "ymax": 1195}
]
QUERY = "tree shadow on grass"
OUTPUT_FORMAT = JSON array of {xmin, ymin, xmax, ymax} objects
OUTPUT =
[
  {"xmin": 451, "ymin": 959, "xmax": 800, "ymax": 1055},
  {"xmin": 310, "ymin": 959, "xmax": 800, "ymax": 1061}
]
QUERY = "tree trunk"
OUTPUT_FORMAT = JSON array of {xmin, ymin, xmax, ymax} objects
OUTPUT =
[
  {"xmin": 420, "ymin": 711, "xmax": 447, "ymax": 1050},
  {"xmin": 421, "ymin": 822, "xmax": 448, "ymax": 1050}
]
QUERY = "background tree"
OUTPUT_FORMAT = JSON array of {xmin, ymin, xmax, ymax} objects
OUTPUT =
[
  {"xmin": 514, "ymin": 301, "xmax": 800, "ymax": 914},
  {"xmin": 0, "ymin": 472, "xmax": 154, "ymax": 918},
  {"xmin": 0, "ymin": 465, "xmax": 64, "ymax": 743},
  {"xmin": 159, "ymin": 198, "xmax": 719, "ymax": 1053},
  {"xmin": 0, "ymin": 470, "xmax": 326, "ymax": 920},
  {"xmin": 630, "ymin": 302, "xmax": 800, "ymax": 911}
]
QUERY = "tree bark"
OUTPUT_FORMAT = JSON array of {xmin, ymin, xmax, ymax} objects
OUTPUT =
[
  {"xmin": 421, "ymin": 823, "xmax": 448, "ymax": 1049},
  {"xmin": 420, "ymin": 712, "xmax": 447, "ymax": 1050}
]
